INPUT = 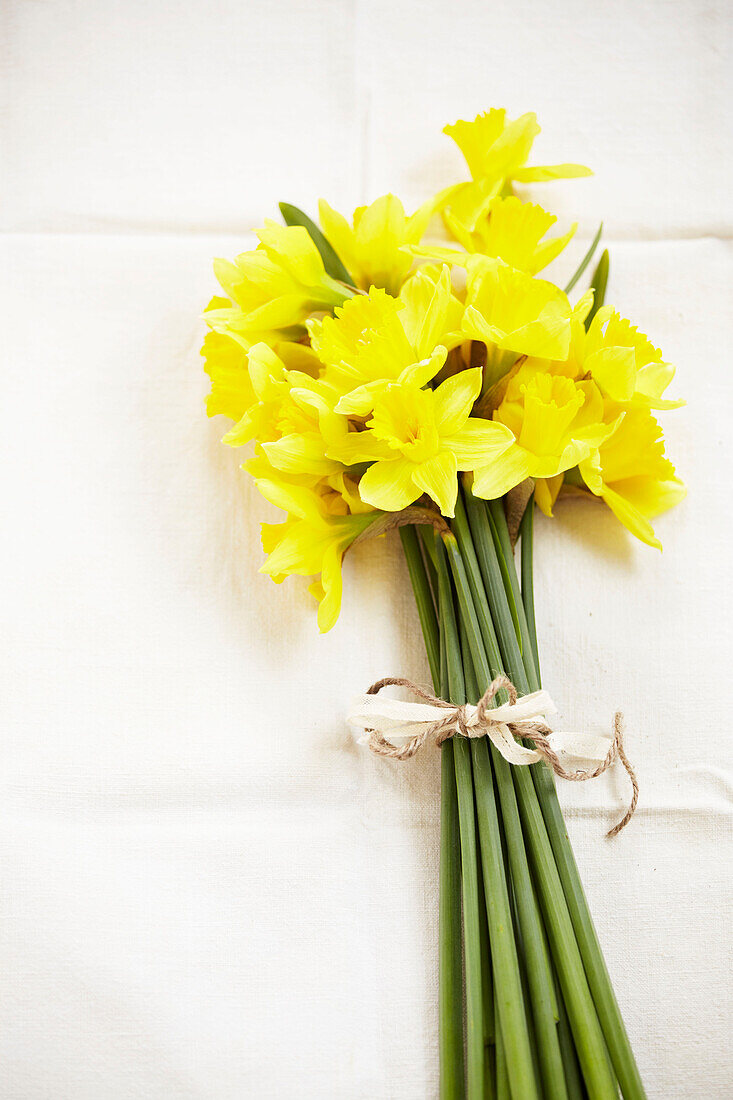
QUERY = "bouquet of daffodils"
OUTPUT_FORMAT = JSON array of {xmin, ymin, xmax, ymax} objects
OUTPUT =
[{"xmin": 202, "ymin": 109, "xmax": 684, "ymax": 1099}]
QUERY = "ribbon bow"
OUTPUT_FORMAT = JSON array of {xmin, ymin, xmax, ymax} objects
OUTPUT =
[{"xmin": 347, "ymin": 675, "xmax": 638, "ymax": 837}]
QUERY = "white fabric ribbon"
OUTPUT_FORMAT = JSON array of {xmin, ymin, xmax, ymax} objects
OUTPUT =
[{"xmin": 347, "ymin": 688, "xmax": 613, "ymax": 768}]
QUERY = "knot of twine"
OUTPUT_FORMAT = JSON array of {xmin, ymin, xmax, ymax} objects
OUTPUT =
[{"xmin": 362, "ymin": 675, "xmax": 638, "ymax": 837}]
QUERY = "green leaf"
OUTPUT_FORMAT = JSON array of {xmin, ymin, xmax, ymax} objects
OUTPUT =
[
  {"xmin": 278, "ymin": 201, "xmax": 355, "ymax": 285},
  {"xmin": 563, "ymin": 222, "xmax": 603, "ymax": 294},
  {"xmin": 585, "ymin": 249, "xmax": 610, "ymax": 329}
]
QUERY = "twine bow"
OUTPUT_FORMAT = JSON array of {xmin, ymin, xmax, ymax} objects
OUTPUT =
[{"xmin": 348, "ymin": 675, "xmax": 638, "ymax": 837}]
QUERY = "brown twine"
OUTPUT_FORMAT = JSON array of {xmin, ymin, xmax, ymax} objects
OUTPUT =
[{"xmin": 365, "ymin": 674, "xmax": 639, "ymax": 837}]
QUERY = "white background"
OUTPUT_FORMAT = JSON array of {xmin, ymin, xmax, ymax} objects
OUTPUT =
[{"xmin": 2, "ymin": 2, "xmax": 732, "ymax": 1096}]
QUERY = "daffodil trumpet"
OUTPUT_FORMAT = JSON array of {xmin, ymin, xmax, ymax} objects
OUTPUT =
[{"xmin": 202, "ymin": 107, "xmax": 683, "ymax": 1099}]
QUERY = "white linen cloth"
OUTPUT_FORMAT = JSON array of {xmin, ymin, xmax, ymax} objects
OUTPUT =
[{"xmin": 1, "ymin": 1, "xmax": 732, "ymax": 1097}]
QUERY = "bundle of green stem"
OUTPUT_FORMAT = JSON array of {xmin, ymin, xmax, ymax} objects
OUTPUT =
[{"xmin": 399, "ymin": 487, "xmax": 646, "ymax": 1100}]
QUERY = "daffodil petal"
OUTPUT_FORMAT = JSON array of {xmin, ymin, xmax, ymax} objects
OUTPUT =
[
  {"xmin": 445, "ymin": 418, "xmax": 515, "ymax": 467},
  {"xmin": 262, "ymin": 433, "xmax": 341, "ymax": 476},
  {"xmin": 409, "ymin": 244, "xmax": 468, "ymax": 265},
  {"xmin": 585, "ymin": 347, "xmax": 636, "ymax": 402},
  {"xmin": 399, "ymin": 346, "xmax": 448, "ymax": 390},
  {"xmin": 472, "ymin": 446, "xmax": 534, "ymax": 500},
  {"xmin": 358, "ymin": 457, "xmax": 420, "ymax": 512},
  {"xmin": 412, "ymin": 451, "xmax": 459, "ymax": 517},
  {"xmin": 534, "ymin": 474, "xmax": 564, "ymax": 517},
  {"xmin": 335, "ymin": 383, "xmax": 384, "ymax": 417},
  {"xmin": 326, "ymin": 431, "xmax": 394, "ymax": 465},
  {"xmin": 608, "ymin": 475, "xmax": 687, "ymax": 520},
  {"xmin": 513, "ymin": 163, "xmax": 592, "ymax": 182},
  {"xmin": 316, "ymin": 542, "xmax": 345, "ymax": 632},
  {"xmin": 260, "ymin": 520, "xmax": 330, "ymax": 576},
  {"xmin": 593, "ymin": 485, "xmax": 662, "ymax": 550},
  {"xmin": 256, "ymin": 219, "xmax": 326, "ymax": 287},
  {"xmin": 433, "ymin": 368, "xmax": 483, "ymax": 434},
  {"xmin": 254, "ymin": 479, "xmax": 324, "ymax": 522}
]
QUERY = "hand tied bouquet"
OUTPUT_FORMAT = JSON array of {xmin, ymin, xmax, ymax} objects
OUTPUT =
[{"xmin": 201, "ymin": 109, "xmax": 684, "ymax": 1099}]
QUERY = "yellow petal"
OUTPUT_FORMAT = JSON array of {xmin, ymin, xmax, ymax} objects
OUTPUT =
[
  {"xmin": 534, "ymin": 474, "xmax": 564, "ymax": 516},
  {"xmin": 585, "ymin": 346, "xmax": 636, "ymax": 402},
  {"xmin": 201, "ymin": 329, "xmax": 254, "ymax": 422},
  {"xmin": 572, "ymin": 289, "xmax": 595, "ymax": 325},
  {"xmin": 262, "ymin": 433, "xmax": 341, "ymax": 476},
  {"xmin": 463, "ymin": 257, "xmax": 572, "ymax": 361},
  {"xmin": 399, "ymin": 346, "xmax": 449, "ymax": 390},
  {"xmin": 399, "ymin": 265, "xmax": 464, "ymax": 356},
  {"xmin": 260, "ymin": 519, "xmax": 330, "ymax": 577},
  {"xmin": 255, "ymin": 479, "xmax": 324, "ymax": 522},
  {"xmin": 444, "ymin": 109, "xmax": 539, "ymax": 181},
  {"xmin": 256, "ymin": 219, "xmax": 326, "ymax": 288},
  {"xmin": 472, "ymin": 196, "xmax": 576, "ymax": 275},
  {"xmin": 409, "ymin": 243, "xmax": 467, "ymax": 266},
  {"xmin": 358, "ymin": 457, "xmax": 420, "ymax": 512},
  {"xmin": 326, "ymin": 430, "xmax": 394, "ymax": 465},
  {"xmin": 316, "ymin": 542, "xmax": 345, "ymax": 633},
  {"xmin": 320, "ymin": 194, "xmax": 425, "ymax": 295},
  {"xmin": 608, "ymin": 475, "xmax": 686, "ymax": 520},
  {"xmin": 594, "ymin": 485, "xmax": 662, "ymax": 550},
  {"xmin": 472, "ymin": 445, "xmax": 534, "ymax": 499},
  {"xmin": 513, "ymin": 163, "xmax": 592, "ymax": 182},
  {"xmin": 433, "ymin": 368, "xmax": 483, "ymax": 434},
  {"xmin": 445, "ymin": 418, "xmax": 515, "ymax": 467},
  {"xmin": 318, "ymin": 199, "xmax": 360, "ymax": 277},
  {"xmin": 310, "ymin": 287, "xmax": 415, "ymax": 393},
  {"xmin": 412, "ymin": 451, "xmax": 459, "ymax": 517}
]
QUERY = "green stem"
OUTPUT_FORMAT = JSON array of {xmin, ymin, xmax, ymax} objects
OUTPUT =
[
  {"xmin": 452, "ymin": 499, "xmax": 618, "ymax": 1100},
  {"xmin": 460, "ymin": 621, "xmax": 497, "ymax": 1100},
  {"xmin": 486, "ymin": 497, "xmax": 539, "ymax": 690},
  {"xmin": 448, "ymin": 519, "xmax": 568, "ymax": 1100},
  {"xmin": 439, "ymin": 739, "xmax": 465, "ymax": 1100},
  {"xmin": 400, "ymin": 532, "xmax": 464, "ymax": 1098},
  {"xmin": 553, "ymin": 962, "xmax": 587, "ymax": 1100},
  {"xmin": 443, "ymin": 533, "xmax": 541, "ymax": 1100},
  {"xmin": 452, "ymin": 495, "xmax": 503, "ymax": 670},
  {"xmin": 463, "ymin": 495, "xmax": 529, "ymax": 696},
  {"xmin": 519, "ymin": 499, "xmax": 540, "ymax": 683},
  {"xmin": 436, "ymin": 541, "xmax": 483, "ymax": 1100},
  {"xmin": 399, "ymin": 526, "xmax": 440, "ymax": 689},
  {"xmin": 494, "ymin": 1006, "xmax": 511, "ymax": 1100},
  {"xmin": 501, "ymin": 500, "xmax": 647, "ymax": 1100}
]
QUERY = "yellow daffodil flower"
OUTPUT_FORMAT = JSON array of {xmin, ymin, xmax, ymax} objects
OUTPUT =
[
  {"xmin": 462, "ymin": 257, "xmax": 573, "ymax": 389},
  {"xmin": 204, "ymin": 220, "xmax": 354, "ymax": 349},
  {"xmin": 413, "ymin": 196, "xmax": 576, "ymax": 276},
  {"xmin": 221, "ymin": 343, "xmax": 350, "ymax": 483},
  {"xmin": 438, "ymin": 109, "xmax": 591, "ymax": 231},
  {"xmin": 327, "ymin": 368, "xmax": 514, "ymax": 517},
  {"xmin": 202, "ymin": 301, "xmax": 325, "ymax": 432},
  {"xmin": 201, "ymin": 298, "xmax": 254, "ymax": 420},
  {"xmin": 566, "ymin": 306, "xmax": 684, "ymax": 410},
  {"xmin": 526, "ymin": 294, "xmax": 685, "ymax": 513},
  {"xmin": 318, "ymin": 194, "xmax": 434, "ymax": 295},
  {"xmin": 245, "ymin": 451, "xmax": 375, "ymax": 507},
  {"xmin": 472, "ymin": 364, "xmax": 618, "ymax": 501},
  {"xmin": 578, "ymin": 408, "xmax": 685, "ymax": 549},
  {"xmin": 219, "ymin": 342, "xmax": 318, "ymax": 445},
  {"xmin": 257, "ymin": 478, "xmax": 378, "ymax": 632},
  {"xmin": 309, "ymin": 266, "xmax": 463, "ymax": 414}
]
